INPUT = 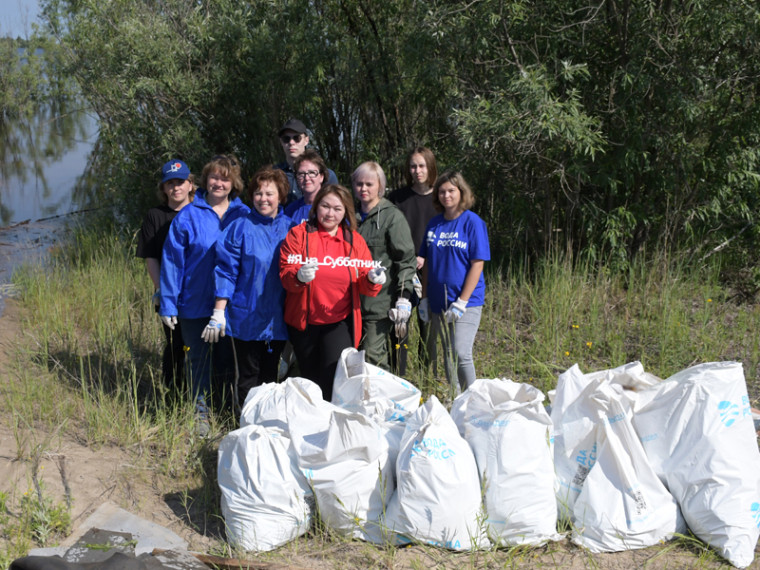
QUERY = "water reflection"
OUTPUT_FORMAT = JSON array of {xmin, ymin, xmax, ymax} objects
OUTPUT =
[{"xmin": 0, "ymin": 96, "xmax": 97, "ymax": 226}]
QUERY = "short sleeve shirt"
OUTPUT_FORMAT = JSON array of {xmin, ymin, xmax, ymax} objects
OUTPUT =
[{"xmin": 419, "ymin": 209, "xmax": 490, "ymax": 312}]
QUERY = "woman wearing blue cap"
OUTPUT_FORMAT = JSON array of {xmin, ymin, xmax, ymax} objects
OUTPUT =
[
  {"xmin": 159, "ymin": 155, "xmax": 250, "ymax": 432},
  {"xmin": 137, "ymin": 159, "xmax": 195, "ymax": 394}
]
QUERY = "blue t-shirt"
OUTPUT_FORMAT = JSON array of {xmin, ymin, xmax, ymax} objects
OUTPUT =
[
  {"xmin": 284, "ymin": 198, "xmax": 312, "ymax": 225},
  {"xmin": 419, "ymin": 209, "xmax": 490, "ymax": 313}
]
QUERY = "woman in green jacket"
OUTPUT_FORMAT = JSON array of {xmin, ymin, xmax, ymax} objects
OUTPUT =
[{"xmin": 353, "ymin": 161, "xmax": 417, "ymax": 371}]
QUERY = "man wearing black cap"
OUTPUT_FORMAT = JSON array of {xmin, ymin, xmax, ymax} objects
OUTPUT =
[{"xmin": 274, "ymin": 118, "xmax": 339, "ymax": 204}]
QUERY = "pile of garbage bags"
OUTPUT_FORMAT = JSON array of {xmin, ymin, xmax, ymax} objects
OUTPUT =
[{"xmin": 218, "ymin": 349, "xmax": 760, "ymax": 568}]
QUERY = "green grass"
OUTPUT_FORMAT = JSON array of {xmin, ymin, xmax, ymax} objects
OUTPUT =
[{"xmin": 1, "ymin": 225, "xmax": 755, "ymax": 567}]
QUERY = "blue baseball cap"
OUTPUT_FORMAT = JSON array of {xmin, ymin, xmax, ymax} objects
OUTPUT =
[{"xmin": 161, "ymin": 159, "xmax": 191, "ymax": 184}]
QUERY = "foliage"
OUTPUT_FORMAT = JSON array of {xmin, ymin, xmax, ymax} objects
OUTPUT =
[{"xmin": 35, "ymin": 0, "xmax": 760, "ymax": 273}]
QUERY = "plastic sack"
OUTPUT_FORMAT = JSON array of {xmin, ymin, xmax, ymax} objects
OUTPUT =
[
  {"xmin": 551, "ymin": 362, "xmax": 661, "ymax": 520},
  {"xmin": 632, "ymin": 361, "xmax": 760, "ymax": 568},
  {"xmin": 333, "ymin": 347, "xmax": 421, "ymax": 414},
  {"xmin": 384, "ymin": 396, "xmax": 489, "ymax": 550},
  {"xmin": 296, "ymin": 408, "xmax": 392, "ymax": 542},
  {"xmin": 450, "ymin": 378, "xmax": 560, "ymax": 546},
  {"xmin": 570, "ymin": 381, "xmax": 683, "ymax": 552},
  {"xmin": 333, "ymin": 347, "xmax": 421, "ymax": 466},
  {"xmin": 218, "ymin": 425, "xmax": 311, "ymax": 551},
  {"xmin": 239, "ymin": 377, "xmax": 334, "ymax": 437}
]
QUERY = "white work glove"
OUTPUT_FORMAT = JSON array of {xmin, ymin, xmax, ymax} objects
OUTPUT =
[
  {"xmin": 201, "ymin": 308, "xmax": 226, "ymax": 343},
  {"xmin": 412, "ymin": 274, "xmax": 423, "ymax": 300},
  {"xmin": 368, "ymin": 266, "xmax": 387, "ymax": 285},
  {"xmin": 297, "ymin": 261, "xmax": 318, "ymax": 283},
  {"xmin": 152, "ymin": 289, "xmax": 160, "ymax": 308},
  {"xmin": 444, "ymin": 297, "xmax": 467, "ymax": 323},
  {"xmin": 388, "ymin": 298, "xmax": 412, "ymax": 338},
  {"xmin": 161, "ymin": 315, "xmax": 177, "ymax": 330},
  {"xmin": 418, "ymin": 298, "xmax": 430, "ymax": 323}
]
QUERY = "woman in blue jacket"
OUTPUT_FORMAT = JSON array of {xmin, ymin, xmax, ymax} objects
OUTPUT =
[
  {"xmin": 159, "ymin": 155, "xmax": 250, "ymax": 427},
  {"xmin": 206, "ymin": 166, "xmax": 293, "ymax": 407}
]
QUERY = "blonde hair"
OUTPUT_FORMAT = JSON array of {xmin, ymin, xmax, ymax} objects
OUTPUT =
[{"xmin": 351, "ymin": 161, "xmax": 387, "ymax": 197}]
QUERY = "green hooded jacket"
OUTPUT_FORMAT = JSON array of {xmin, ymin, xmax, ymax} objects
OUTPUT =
[{"xmin": 356, "ymin": 198, "xmax": 417, "ymax": 320}]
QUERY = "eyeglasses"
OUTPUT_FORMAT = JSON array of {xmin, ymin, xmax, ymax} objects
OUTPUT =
[
  {"xmin": 296, "ymin": 170, "xmax": 320, "ymax": 179},
  {"xmin": 281, "ymin": 134, "xmax": 303, "ymax": 144},
  {"xmin": 212, "ymin": 154, "xmax": 237, "ymax": 166}
]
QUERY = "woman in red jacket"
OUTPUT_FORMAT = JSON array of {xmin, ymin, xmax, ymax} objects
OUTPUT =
[{"xmin": 280, "ymin": 184, "xmax": 383, "ymax": 400}]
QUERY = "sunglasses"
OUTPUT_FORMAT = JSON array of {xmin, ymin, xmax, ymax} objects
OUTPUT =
[{"xmin": 280, "ymin": 134, "xmax": 304, "ymax": 144}]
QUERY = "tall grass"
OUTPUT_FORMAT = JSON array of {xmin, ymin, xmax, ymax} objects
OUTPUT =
[{"xmin": 2, "ymin": 225, "xmax": 759, "ymax": 564}]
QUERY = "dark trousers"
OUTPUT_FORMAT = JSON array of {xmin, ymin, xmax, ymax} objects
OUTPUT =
[
  {"xmin": 232, "ymin": 338, "xmax": 286, "ymax": 407},
  {"xmin": 161, "ymin": 320, "xmax": 186, "ymax": 394},
  {"xmin": 288, "ymin": 318, "xmax": 353, "ymax": 402}
]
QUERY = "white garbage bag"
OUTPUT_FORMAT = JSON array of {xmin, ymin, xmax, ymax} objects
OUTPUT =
[
  {"xmin": 633, "ymin": 361, "xmax": 760, "ymax": 568},
  {"xmin": 450, "ymin": 378, "xmax": 561, "ymax": 546},
  {"xmin": 551, "ymin": 362, "xmax": 661, "ymax": 520},
  {"xmin": 333, "ymin": 347, "xmax": 421, "ymax": 466},
  {"xmin": 384, "ymin": 396, "xmax": 489, "ymax": 550},
  {"xmin": 570, "ymin": 381, "xmax": 683, "ymax": 552},
  {"xmin": 296, "ymin": 408, "xmax": 392, "ymax": 543},
  {"xmin": 218, "ymin": 425, "xmax": 311, "ymax": 552},
  {"xmin": 333, "ymin": 347, "xmax": 421, "ymax": 414},
  {"xmin": 239, "ymin": 377, "xmax": 334, "ymax": 438}
]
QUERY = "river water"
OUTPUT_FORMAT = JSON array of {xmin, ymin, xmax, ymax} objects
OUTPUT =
[{"xmin": 0, "ymin": 104, "xmax": 98, "ymax": 311}]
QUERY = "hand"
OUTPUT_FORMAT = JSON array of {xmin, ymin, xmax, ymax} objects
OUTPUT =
[
  {"xmin": 392, "ymin": 298, "xmax": 412, "ymax": 321},
  {"xmin": 152, "ymin": 289, "xmax": 160, "ymax": 308},
  {"xmin": 201, "ymin": 309, "xmax": 226, "ymax": 343},
  {"xmin": 368, "ymin": 266, "xmax": 387, "ymax": 285},
  {"xmin": 412, "ymin": 274, "xmax": 423, "ymax": 300},
  {"xmin": 389, "ymin": 298, "xmax": 412, "ymax": 338},
  {"xmin": 444, "ymin": 297, "xmax": 467, "ymax": 323},
  {"xmin": 161, "ymin": 315, "xmax": 177, "ymax": 330},
  {"xmin": 418, "ymin": 298, "xmax": 430, "ymax": 323},
  {"xmin": 297, "ymin": 261, "xmax": 318, "ymax": 283}
]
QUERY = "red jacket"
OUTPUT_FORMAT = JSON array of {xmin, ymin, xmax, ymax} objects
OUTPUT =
[{"xmin": 279, "ymin": 222, "xmax": 381, "ymax": 347}]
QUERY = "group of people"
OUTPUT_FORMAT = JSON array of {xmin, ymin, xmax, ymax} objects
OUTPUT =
[{"xmin": 136, "ymin": 119, "xmax": 491, "ymax": 431}]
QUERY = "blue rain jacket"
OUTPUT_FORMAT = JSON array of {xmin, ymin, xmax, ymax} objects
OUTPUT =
[
  {"xmin": 214, "ymin": 207, "xmax": 293, "ymax": 341},
  {"xmin": 160, "ymin": 191, "xmax": 250, "ymax": 319}
]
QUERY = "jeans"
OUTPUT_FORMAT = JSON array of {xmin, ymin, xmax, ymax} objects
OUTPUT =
[{"xmin": 179, "ymin": 317, "xmax": 234, "ymax": 411}]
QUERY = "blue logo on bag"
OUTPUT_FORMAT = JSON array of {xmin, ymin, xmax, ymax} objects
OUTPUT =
[
  {"xmin": 751, "ymin": 503, "xmax": 760, "ymax": 528},
  {"xmin": 718, "ymin": 400, "xmax": 740, "ymax": 427}
]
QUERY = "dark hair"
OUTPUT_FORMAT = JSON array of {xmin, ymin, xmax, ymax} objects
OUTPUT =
[
  {"xmin": 293, "ymin": 149, "xmax": 328, "ymax": 190},
  {"xmin": 308, "ymin": 184, "xmax": 357, "ymax": 233},
  {"xmin": 248, "ymin": 165, "xmax": 289, "ymax": 205},
  {"xmin": 157, "ymin": 174, "xmax": 196, "ymax": 204},
  {"xmin": 432, "ymin": 170, "xmax": 475, "ymax": 213},
  {"xmin": 405, "ymin": 146, "xmax": 438, "ymax": 187},
  {"xmin": 200, "ymin": 154, "xmax": 244, "ymax": 199}
]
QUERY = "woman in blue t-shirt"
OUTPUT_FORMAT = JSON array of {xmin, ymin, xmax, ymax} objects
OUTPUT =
[{"xmin": 418, "ymin": 170, "xmax": 490, "ymax": 391}]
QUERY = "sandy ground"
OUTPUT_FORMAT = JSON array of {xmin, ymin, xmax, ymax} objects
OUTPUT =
[{"xmin": 0, "ymin": 299, "xmax": 218, "ymax": 554}]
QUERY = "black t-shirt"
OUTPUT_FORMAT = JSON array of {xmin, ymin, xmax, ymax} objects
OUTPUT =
[
  {"xmin": 387, "ymin": 185, "xmax": 437, "ymax": 256},
  {"xmin": 136, "ymin": 204, "xmax": 180, "ymax": 260}
]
